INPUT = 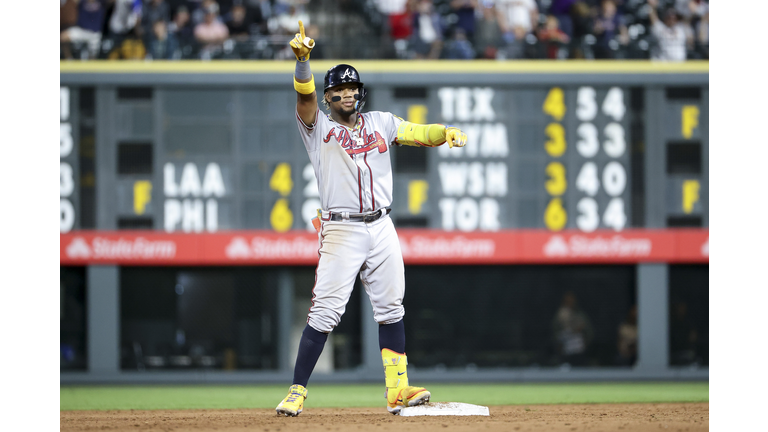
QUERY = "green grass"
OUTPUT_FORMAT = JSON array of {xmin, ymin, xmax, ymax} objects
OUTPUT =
[{"xmin": 60, "ymin": 382, "xmax": 708, "ymax": 411}]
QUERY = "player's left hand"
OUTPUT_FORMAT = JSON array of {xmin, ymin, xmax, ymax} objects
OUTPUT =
[
  {"xmin": 445, "ymin": 126, "xmax": 467, "ymax": 148},
  {"xmin": 290, "ymin": 20, "xmax": 315, "ymax": 62}
]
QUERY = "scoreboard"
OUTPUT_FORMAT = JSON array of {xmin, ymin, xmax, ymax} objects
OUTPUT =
[
  {"xmin": 424, "ymin": 85, "xmax": 632, "ymax": 233},
  {"xmin": 59, "ymin": 61, "xmax": 708, "ymax": 235},
  {"xmin": 60, "ymin": 87, "xmax": 79, "ymax": 233}
]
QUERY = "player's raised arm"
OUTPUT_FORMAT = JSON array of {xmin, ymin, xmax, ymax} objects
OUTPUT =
[
  {"xmin": 290, "ymin": 20, "xmax": 318, "ymax": 127},
  {"xmin": 395, "ymin": 122, "xmax": 468, "ymax": 148}
]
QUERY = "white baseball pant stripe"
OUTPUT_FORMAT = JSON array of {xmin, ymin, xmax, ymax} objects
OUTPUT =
[{"xmin": 307, "ymin": 214, "xmax": 405, "ymax": 333}]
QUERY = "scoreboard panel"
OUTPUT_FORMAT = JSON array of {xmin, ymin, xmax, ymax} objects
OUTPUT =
[
  {"xmin": 60, "ymin": 86, "xmax": 79, "ymax": 233},
  {"xmin": 401, "ymin": 85, "xmax": 632, "ymax": 232},
  {"xmin": 59, "ymin": 64, "xmax": 707, "ymax": 234},
  {"xmin": 559, "ymin": 86, "xmax": 632, "ymax": 233}
]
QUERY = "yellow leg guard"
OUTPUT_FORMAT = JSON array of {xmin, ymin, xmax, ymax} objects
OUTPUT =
[
  {"xmin": 382, "ymin": 349, "xmax": 430, "ymax": 414},
  {"xmin": 382, "ymin": 348, "xmax": 409, "ymax": 389}
]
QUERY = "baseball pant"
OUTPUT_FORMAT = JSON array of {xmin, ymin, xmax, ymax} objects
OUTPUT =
[{"xmin": 307, "ymin": 214, "xmax": 405, "ymax": 333}]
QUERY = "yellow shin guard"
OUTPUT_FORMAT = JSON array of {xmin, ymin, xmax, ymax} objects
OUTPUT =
[
  {"xmin": 382, "ymin": 348, "xmax": 409, "ymax": 390},
  {"xmin": 382, "ymin": 349, "xmax": 430, "ymax": 413}
]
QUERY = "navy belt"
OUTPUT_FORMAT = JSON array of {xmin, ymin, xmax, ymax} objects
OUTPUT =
[{"xmin": 326, "ymin": 207, "xmax": 391, "ymax": 223}]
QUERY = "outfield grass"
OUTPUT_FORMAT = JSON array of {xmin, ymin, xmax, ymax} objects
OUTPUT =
[{"xmin": 60, "ymin": 382, "xmax": 708, "ymax": 411}]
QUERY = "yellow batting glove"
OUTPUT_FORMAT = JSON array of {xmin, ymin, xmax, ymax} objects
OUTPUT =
[
  {"xmin": 445, "ymin": 126, "xmax": 467, "ymax": 148},
  {"xmin": 289, "ymin": 20, "xmax": 315, "ymax": 62}
]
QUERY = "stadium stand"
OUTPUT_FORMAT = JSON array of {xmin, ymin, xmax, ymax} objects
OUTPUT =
[{"xmin": 60, "ymin": 0, "xmax": 708, "ymax": 61}]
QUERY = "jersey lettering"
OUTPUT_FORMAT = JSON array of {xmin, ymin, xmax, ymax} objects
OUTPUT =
[
  {"xmin": 297, "ymin": 110, "xmax": 400, "ymax": 213},
  {"xmin": 323, "ymin": 126, "xmax": 355, "ymax": 149},
  {"xmin": 344, "ymin": 130, "xmax": 388, "ymax": 156},
  {"xmin": 323, "ymin": 127, "xmax": 388, "ymax": 157}
]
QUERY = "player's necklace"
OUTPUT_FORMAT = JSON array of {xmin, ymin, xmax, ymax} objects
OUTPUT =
[{"xmin": 332, "ymin": 114, "xmax": 365, "ymax": 147}]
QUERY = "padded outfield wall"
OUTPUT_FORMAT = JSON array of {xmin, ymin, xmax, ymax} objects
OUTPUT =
[{"xmin": 60, "ymin": 61, "xmax": 708, "ymax": 383}]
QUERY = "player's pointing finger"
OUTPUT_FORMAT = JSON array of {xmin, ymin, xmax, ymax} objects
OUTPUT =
[{"xmin": 299, "ymin": 20, "xmax": 305, "ymax": 40}]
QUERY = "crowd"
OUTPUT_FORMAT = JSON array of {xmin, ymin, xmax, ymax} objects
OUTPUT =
[
  {"xmin": 60, "ymin": 0, "xmax": 708, "ymax": 61},
  {"xmin": 60, "ymin": 0, "xmax": 315, "ymax": 60}
]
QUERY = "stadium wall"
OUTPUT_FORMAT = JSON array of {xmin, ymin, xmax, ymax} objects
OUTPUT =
[{"xmin": 60, "ymin": 60, "xmax": 708, "ymax": 383}]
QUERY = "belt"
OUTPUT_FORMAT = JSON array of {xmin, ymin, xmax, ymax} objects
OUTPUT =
[{"xmin": 322, "ymin": 207, "xmax": 391, "ymax": 223}]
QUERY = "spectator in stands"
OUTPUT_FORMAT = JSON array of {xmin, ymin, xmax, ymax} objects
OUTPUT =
[
  {"xmin": 105, "ymin": 0, "xmax": 148, "ymax": 59},
  {"xmin": 670, "ymin": 302, "xmax": 699, "ymax": 365},
  {"xmin": 273, "ymin": 0, "xmax": 300, "ymax": 16},
  {"xmin": 475, "ymin": 1, "xmax": 502, "ymax": 59},
  {"xmin": 192, "ymin": 0, "xmax": 217, "ymax": 25},
  {"xmin": 537, "ymin": 15, "xmax": 570, "ymax": 59},
  {"xmin": 443, "ymin": 27, "xmax": 476, "ymax": 59},
  {"xmin": 592, "ymin": 0, "xmax": 629, "ymax": 59},
  {"xmin": 194, "ymin": 2, "xmax": 230, "ymax": 56},
  {"xmin": 616, "ymin": 305, "xmax": 638, "ymax": 366},
  {"xmin": 109, "ymin": 0, "xmax": 143, "ymax": 38},
  {"xmin": 142, "ymin": 0, "xmax": 171, "ymax": 39},
  {"xmin": 61, "ymin": 0, "xmax": 108, "ymax": 59},
  {"xmin": 695, "ymin": 9, "xmax": 708, "ymax": 58},
  {"xmin": 569, "ymin": 0, "xmax": 594, "ymax": 58},
  {"xmin": 448, "ymin": 0, "xmax": 479, "ymax": 44},
  {"xmin": 141, "ymin": 0, "xmax": 172, "ymax": 57},
  {"xmin": 674, "ymin": 0, "xmax": 707, "ymax": 24},
  {"xmin": 495, "ymin": 0, "xmax": 539, "ymax": 59},
  {"xmin": 148, "ymin": 20, "xmax": 173, "ymax": 58},
  {"xmin": 678, "ymin": 0, "xmax": 707, "ymax": 58},
  {"xmin": 107, "ymin": 34, "xmax": 147, "ymax": 59},
  {"xmin": 409, "ymin": 0, "xmax": 443, "ymax": 59},
  {"xmin": 275, "ymin": 3, "xmax": 310, "ymax": 36},
  {"xmin": 167, "ymin": 5, "xmax": 195, "ymax": 57},
  {"xmin": 551, "ymin": 291, "xmax": 593, "ymax": 366},
  {"xmin": 226, "ymin": 4, "xmax": 252, "ymax": 40},
  {"xmin": 548, "ymin": 0, "xmax": 577, "ymax": 38},
  {"xmin": 243, "ymin": 0, "xmax": 273, "ymax": 35},
  {"xmin": 374, "ymin": 0, "xmax": 414, "ymax": 51},
  {"xmin": 648, "ymin": 0, "xmax": 690, "ymax": 61},
  {"xmin": 61, "ymin": 0, "xmax": 80, "ymax": 33}
]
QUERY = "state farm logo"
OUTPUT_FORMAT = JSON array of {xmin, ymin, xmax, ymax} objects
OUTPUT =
[
  {"xmin": 543, "ymin": 236, "xmax": 568, "ymax": 257},
  {"xmin": 701, "ymin": 237, "xmax": 708, "ymax": 256},
  {"xmin": 66, "ymin": 237, "xmax": 91, "ymax": 258},
  {"xmin": 400, "ymin": 236, "xmax": 495, "ymax": 258},
  {"xmin": 225, "ymin": 236, "xmax": 317, "ymax": 259},
  {"xmin": 64, "ymin": 237, "xmax": 176, "ymax": 259},
  {"xmin": 225, "ymin": 237, "xmax": 251, "ymax": 258},
  {"xmin": 543, "ymin": 235, "xmax": 652, "ymax": 258}
]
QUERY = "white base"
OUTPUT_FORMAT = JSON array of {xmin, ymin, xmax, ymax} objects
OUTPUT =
[{"xmin": 399, "ymin": 402, "xmax": 490, "ymax": 417}]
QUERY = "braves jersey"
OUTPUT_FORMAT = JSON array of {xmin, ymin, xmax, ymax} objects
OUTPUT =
[{"xmin": 296, "ymin": 108, "xmax": 402, "ymax": 213}]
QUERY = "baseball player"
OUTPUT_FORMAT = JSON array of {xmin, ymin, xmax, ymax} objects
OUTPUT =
[{"xmin": 276, "ymin": 21, "xmax": 467, "ymax": 417}]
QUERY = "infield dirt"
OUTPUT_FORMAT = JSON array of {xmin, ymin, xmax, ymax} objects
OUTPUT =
[{"xmin": 60, "ymin": 402, "xmax": 708, "ymax": 431}]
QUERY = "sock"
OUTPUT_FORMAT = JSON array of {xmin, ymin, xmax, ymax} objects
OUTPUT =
[
  {"xmin": 292, "ymin": 324, "xmax": 328, "ymax": 388},
  {"xmin": 378, "ymin": 319, "xmax": 405, "ymax": 354}
]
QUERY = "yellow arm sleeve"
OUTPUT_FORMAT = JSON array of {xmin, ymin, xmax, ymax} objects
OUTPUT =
[{"xmin": 396, "ymin": 121, "xmax": 448, "ymax": 147}]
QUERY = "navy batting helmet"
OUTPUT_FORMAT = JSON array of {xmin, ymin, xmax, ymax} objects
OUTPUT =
[{"xmin": 324, "ymin": 64, "xmax": 367, "ymax": 112}]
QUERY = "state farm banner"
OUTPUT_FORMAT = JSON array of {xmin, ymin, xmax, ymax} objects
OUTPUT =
[
  {"xmin": 60, "ymin": 229, "xmax": 709, "ymax": 266},
  {"xmin": 61, "ymin": 232, "xmax": 202, "ymax": 265}
]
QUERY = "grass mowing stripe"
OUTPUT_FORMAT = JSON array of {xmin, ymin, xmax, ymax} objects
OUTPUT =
[{"xmin": 61, "ymin": 383, "xmax": 708, "ymax": 411}]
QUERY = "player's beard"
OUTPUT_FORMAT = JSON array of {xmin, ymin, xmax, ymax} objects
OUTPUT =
[{"xmin": 337, "ymin": 104, "xmax": 356, "ymax": 117}]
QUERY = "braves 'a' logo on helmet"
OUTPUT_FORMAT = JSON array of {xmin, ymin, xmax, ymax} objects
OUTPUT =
[
  {"xmin": 340, "ymin": 68, "xmax": 355, "ymax": 80},
  {"xmin": 324, "ymin": 64, "xmax": 364, "ymax": 91}
]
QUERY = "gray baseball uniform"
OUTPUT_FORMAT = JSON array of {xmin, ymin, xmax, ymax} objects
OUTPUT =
[{"xmin": 296, "ymin": 107, "xmax": 406, "ymax": 332}]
